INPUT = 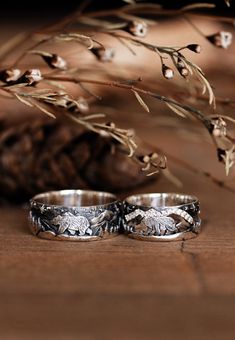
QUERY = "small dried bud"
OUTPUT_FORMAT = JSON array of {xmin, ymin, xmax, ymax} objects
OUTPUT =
[
  {"xmin": 162, "ymin": 64, "xmax": 174, "ymax": 79},
  {"xmin": 176, "ymin": 58, "xmax": 189, "ymax": 77},
  {"xmin": 126, "ymin": 129, "xmax": 135, "ymax": 138},
  {"xmin": 33, "ymin": 51, "xmax": 67, "ymax": 70},
  {"xmin": 186, "ymin": 44, "xmax": 201, "ymax": 53},
  {"xmin": 217, "ymin": 148, "xmax": 226, "ymax": 162},
  {"xmin": 105, "ymin": 122, "xmax": 116, "ymax": 129},
  {"xmin": 76, "ymin": 97, "xmax": 89, "ymax": 113},
  {"xmin": 211, "ymin": 118, "xmax": 227, "ymax": 137},
  {"xmin": 138, "ymin": 155, "xmax": 148, "ymax": 163},
  {"xmin": 207, "ymin": 31, "xmax": 232, "ymax": 49},
  {"xmin": 99, "ymin": 130, "xmax": 110, "ymax": 137},
  {"xmin": 180, "ymin": 67, "xmax": 189, "ymax": 77},
  {"xmin": 177, "ymin": 64, "xmax": 189, "ymax": 77},
  {"xmin": 48, "ymin": 54, "xmax": 67, "ymax": 70},
  {"xmin": 138, "ymin": 154, "xmax": 151, "ymax": 164},
  {"xmin": 213, "ymin": 129, "xmax": 221, "ymax": 137},
  {"xmin": 91, "ymin": 47, "xmax": 115, "ymax": 62},
  {"xmin": 56, "ymin": 97, "xmax": 70, "ymax": 108},
  {"xmin": 148, "ymin": 152, "xmax": 157, "ymax": 159},
  {"xmin": 177, "ymin": 58, "xmax": 185, "ymax": 68},
  {"xmin": 65, "ymin": 97, "xmax": 89, "ymax": 113},
  {"xmin": 127, "ymin": 20, "xmax": 148, "ymax": 38},
  {"xmin": 65, "ymin": 101, "xmax": 76, "ymax": 112},
  {"xmin": 0, "ymin": 68, "xmax": 21, "ymax": 83},
  {"xmin": 21, "ymin": 69, "xmax": 42, "ymax": 85}
]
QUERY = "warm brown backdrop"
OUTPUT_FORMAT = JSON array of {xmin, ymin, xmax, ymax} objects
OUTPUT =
[{"xmin": 0, "ymin": 8, "xmax": 235, "ymax": 339}]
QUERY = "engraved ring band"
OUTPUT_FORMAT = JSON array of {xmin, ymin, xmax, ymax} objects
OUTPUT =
[
  {"xmin": 123, "ymin": 193, "xmax": 201, "ymax": 241},
  {"xmin": 29, "ymin": 190, "xmax": 122, "ymax": 241}
]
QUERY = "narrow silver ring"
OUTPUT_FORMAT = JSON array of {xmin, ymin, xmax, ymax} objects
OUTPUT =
[
  {"xmin": 29, "ymin": 189, "xmax": 122, "ymax": 241},
  {"xmin": 123, "ymin": 193, "xmax": 201, "ymax": 241}
]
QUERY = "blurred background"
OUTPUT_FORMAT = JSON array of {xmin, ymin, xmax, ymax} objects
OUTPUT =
[
  {"xmin": 0, "ymin": 0, "xmax": 234, "ymax": 17},
  {"xmin": 0, "ymin": 0, "xmax": 234, "ymax": 201}
]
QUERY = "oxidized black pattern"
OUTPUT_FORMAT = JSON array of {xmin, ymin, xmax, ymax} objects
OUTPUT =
[
  {"xmin": 123, "ymin": 197, "xmax": 201, "ymax": 239},
  {"xmin": 29, "ymin": 200, "xmax": 122, "ymax": 241}
]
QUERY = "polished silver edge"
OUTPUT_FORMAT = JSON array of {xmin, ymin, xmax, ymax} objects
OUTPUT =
[
  {"xmin": 29, "ymin": 222, "xmax": 119, "ymax": 242},
  {"xmin": 125, "ymin": 192, "xmax": 199, "ymax": 208},
  {"xmin": 31, "ymin": 189, "xmax": 118, "ymax": 209},
  {"xmin": 127, "ymin": 228, "xmax": 201, "ymax": 242}
]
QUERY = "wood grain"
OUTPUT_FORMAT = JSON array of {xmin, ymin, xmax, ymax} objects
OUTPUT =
[{"xmin": 1, "ymin": 128, "xmax": 235, "ymax": 340}]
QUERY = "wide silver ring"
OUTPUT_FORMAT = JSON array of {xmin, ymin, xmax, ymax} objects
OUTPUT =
[
  {"xmin": 123, "ymin": 193, "xmax": 201, "ymax": 241},
  {"xmin": 29, "ymin": 189, "xmax": 122, "ymax": 241}
]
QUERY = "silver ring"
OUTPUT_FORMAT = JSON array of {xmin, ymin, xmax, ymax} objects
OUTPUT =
[
  {"xmin": 29, "ymin": 189, "xmax": 122, "ymax": 241},
  {"xmin": 123, "ymin": 193, "xmax": 201, "ymax": 241}
]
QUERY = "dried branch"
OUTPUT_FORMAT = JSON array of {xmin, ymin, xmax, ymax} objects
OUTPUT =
[{"xmin": 0, "ymin": 1, "xmax": 234, "ymax": 180}]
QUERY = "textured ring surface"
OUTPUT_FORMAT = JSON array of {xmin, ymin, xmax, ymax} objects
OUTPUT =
[
  {"xmin": 29, "ymin": 190, "xmax": 122, "ymax": 241},
  {"xmin": 123, "ymin": 193, "xmax": 201, "ymax": 241}
]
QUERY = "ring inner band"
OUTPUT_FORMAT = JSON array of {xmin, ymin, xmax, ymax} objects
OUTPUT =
[
  {"xmin": 126, "ymin": 193, "xmax": 198, "ymax": 208},
  {"xmin": 32, "ymin": 190, "xmax": 117, "ymax": 208}
]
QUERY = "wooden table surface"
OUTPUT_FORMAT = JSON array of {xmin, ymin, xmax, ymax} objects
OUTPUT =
[{"xmin": 0, "ymin": 126, "xmax": 235, "ymax": 340}]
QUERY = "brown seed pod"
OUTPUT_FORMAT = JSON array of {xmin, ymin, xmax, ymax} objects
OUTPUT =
[
  {"xmin": 0, "ymin": 68, "xmax": 21, "ymax": 83},
  {"xmin": 43, "ymin": 54, "xmax": 67, "ymax": 70},
  {"xmin": 177, "ymin": 65, "xmax": 189, "ymax": 77},
  {"xmin": 186, "ymin": 44, "xmax": 201, "ymax": 53},
  {"xmin": 126, "ymin": 20, "xmax": 148, "ymax": 38},
  {"xmin": 20, "ymin": 69, "xmax": 42, "ymax": 85},
  {"xmin": 206, "ymin": 31, "xmax": 232, "ymax": 49},
  {"xmin": 91, "ymin": 47, "xmax": 115, "ymax": 62},
  {"xmin": 162, "ymin": 64, "xmax": 174, "ymax": 79}
]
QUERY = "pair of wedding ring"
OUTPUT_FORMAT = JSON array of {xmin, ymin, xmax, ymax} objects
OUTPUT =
[{"xmin": 29, "ymin": 190, "xmax": 201, "ymax": 242}]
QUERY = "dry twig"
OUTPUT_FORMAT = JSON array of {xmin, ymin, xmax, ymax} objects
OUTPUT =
[{"xmin": 0, "ymin": 1, "xmax": 234, "ymax": 179}]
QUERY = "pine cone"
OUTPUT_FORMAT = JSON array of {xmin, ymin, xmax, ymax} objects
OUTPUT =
[{"xmin": 0, "ymin": 118, "xmax": 154, "ymax": 202}]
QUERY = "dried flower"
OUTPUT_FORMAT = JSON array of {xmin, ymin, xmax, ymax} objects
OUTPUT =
[
  {"xmin": 126, "ymin": 129, "xmax": 135, "ymax": 138},
  {"xmin": 91, "ymin": 47, "xmax": 115, "ymax": 62},
  {"xmin": 211, "ymin": 118, "xmax": 227, "ymax": 137},
  {"xmin": 75, "ymin": 97, "xmax": 88, "ymax": 112},
  {"xmin": 20, "ymin": 69, "xmax": 42, "ymax": 85},
  {"xmin": 138, "ymin": 154, "xmax": 150, "ymax": 163},
  {"xmin": 138, "ymin": 152, "xmax": 166, "ymax": 175},
  {"xmin": 44, "ymin": 54, "xmax": 67, "ymax": 70},
  {"xmin": 176, "ymin": 59, "xmax": 189, "ymax": 77},
  {"xmin": 105, "ymin": 122, "xmax": 116, "ymax": 128},
  {"xmin": 179, "ymin": 67, "xmax": 189, "ymax": 77},
  {"xmin": 209, "ymin": 117, "xmax": 235, "ymax": 174},
  {"xmin": 28, "ymin": 50, "xmax": 67, "ymax": 70},
  {"xmin": 126, "ymin": 20, "xmax": 148, "ymax": 38},
  {"xmin": 206, "ymin": 31, "xmax": 232, "ymax": 49},
  {"xmin": 186, "ymin": 44, "xmax": 201, "ymax": 53},
  {"xmin": 0, "ymin": 68, "xmax": 21, "ymax": 83},
  {"xmin": 162, "ymin": 64, "xmax": 174, "ymax": 79}
]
